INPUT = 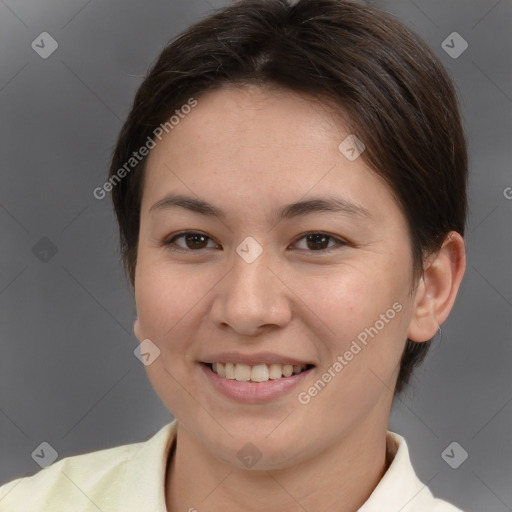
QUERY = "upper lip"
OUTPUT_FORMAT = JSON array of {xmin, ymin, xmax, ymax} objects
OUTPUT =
[{"xmin": 200, "ymin": 351, "xmax": 314, "ymax": 367}]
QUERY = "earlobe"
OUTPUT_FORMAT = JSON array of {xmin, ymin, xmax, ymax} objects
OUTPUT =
[{"xmin": 407, "ymin": 232, "xmax": 466, "ymax": 342}]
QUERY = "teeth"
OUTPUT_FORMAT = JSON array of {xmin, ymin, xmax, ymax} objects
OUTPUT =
[
  {"xmin": 216, "ymin": 362, "xmax": 226, "ymax": 378},
  {"xmin": 225, "ymin": 363, "xmax": 236, "ymax": 379},
  {"xmin": 210, "ymin": 362, "xmax": 309, "ymax": 382},
  {"xmin": 251, "ymin": 364, "xmax": 269, "ymax": 382},
  {"xmin": 234, "ymin": 363, "xmax": 251, "ymax": 381},
  {"xmin": 282, "ymin": 364, "xmax": 293, "ymax": 377},
  {"xmin": 268, "ymin": 364, "xmax": 283, "ymax": 380}
]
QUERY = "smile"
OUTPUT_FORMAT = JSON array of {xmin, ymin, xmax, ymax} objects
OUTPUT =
[{"xmin": 206, "ymin": 362, "xmax": 314, "ymax": 382}]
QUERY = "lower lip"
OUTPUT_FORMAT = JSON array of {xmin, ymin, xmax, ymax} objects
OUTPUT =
[{"xmin": 199, "ymin": 363, "xmax": 314, "ymax": 403}]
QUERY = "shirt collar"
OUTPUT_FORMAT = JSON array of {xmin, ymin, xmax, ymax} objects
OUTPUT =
[
  {"xmin": 119, "ymin": 420, "xmax": 177, "ymax": 511},
  {"xmin": 357, "ymin": 431, "xmax": 438, "ymax": 511},
  {"xmin": 119, "ymin": 421, "xmax": 437, "ymax": 512}
]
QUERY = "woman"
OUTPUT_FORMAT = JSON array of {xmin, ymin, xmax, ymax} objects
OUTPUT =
[{"xmin": 0, "ymin": 0, "xmax": 467, "ymax": 510}]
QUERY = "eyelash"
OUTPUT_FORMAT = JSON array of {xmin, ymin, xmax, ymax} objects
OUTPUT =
[{"xmin": 161, "ymin": 231, "xmax": 349, "ymax": 254}]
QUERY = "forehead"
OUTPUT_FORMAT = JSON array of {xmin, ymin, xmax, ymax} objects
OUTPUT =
[
  {"xmin": 140, "ymin": 84, "xmax": 402, "ymax": 226},
  {"xmin": 151, "ymin": 85, "xmax": 350, "ymax": 167},
  {"xmin": 174, "ymin": 84, "xmax": 347, "ymax": 151}
]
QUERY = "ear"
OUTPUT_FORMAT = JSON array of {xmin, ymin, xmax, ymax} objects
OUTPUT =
[
  {"xmin": 407, "ymin": 231, "xmax": 466, "ymax": 342},
  {"xmin": 133, "ymin": 316, "xmax": 142, "ymax": 342}
]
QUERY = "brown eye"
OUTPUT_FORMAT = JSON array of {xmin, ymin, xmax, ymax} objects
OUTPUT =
[
  {"xmin": 305, "ymin": 233, "xmax": 330, "ymax": 250},
  {"xmin": 294, "ymin": 232, "xmax": 346, "ymax": 253},
  {"xmin": 163, "ymin": 231, "xmax": 218, "ymax": 252},
  {"xmin": 162, "ymin": 231, "xmax": 347, "ymax": 254},
  {"xmin": 183, "ymin": 233, "xmax": 209, "ymax": 249}
]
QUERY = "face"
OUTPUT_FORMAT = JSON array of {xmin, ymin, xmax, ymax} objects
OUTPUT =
[{"xmin": 133, "ymin": 84, "xmax": 419, "ymax": 470}]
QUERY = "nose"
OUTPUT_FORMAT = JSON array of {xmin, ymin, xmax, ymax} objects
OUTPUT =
[{"xmin": 210, "ymin": 249, "xmax": 293, "ymax": 337}]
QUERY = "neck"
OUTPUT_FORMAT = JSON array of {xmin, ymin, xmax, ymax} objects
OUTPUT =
[{"xmin": 165, "ymin": 415, "xmax": 390, "ymax": 512}]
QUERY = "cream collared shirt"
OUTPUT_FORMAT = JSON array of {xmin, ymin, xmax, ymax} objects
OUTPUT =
[{"xmin": 0, "ymin": 420, "xmax": 464, "ymax": 511}]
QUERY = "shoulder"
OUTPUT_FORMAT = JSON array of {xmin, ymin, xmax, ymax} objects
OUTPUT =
[
  {"xmin": 0, "ymin": 422, "xmax": 175, "ymax": 512},
  {"xmin": 358, "ymin": 431, "xmax": 466, "ymax": 512},
  {"xmin": 0, "ymin": 440, "xmax": 139, "ymax": 511}
]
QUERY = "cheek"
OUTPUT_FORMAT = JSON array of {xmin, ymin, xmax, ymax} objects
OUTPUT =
[
  {"xmin": 133, "ymin": 260, "xmax": 203, "ymax": 416},
  {"xmin": 133, "ymin": 259, "xmax": 194, "ymax": 365},
  {"xmin": 135, "ymin": 249, "xmax": 195, "ymax": 332},
  {"xmin": 300, "ymin": 262, "xmax": 406, "ymax": 332},
  {"xmin": 293, "ymin": 262, "xmax": 410, "ymax": 388}
]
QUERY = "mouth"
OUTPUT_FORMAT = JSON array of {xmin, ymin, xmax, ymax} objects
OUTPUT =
[{"xmin": 201, "ymin": 362, "xmax": 315, "ymax": 383}]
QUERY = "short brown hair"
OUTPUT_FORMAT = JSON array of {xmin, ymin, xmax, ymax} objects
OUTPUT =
[{"xmin": 108, "ymin": 0, "xmax": 468, "ymax": 394}]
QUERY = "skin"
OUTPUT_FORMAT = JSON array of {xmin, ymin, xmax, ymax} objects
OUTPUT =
[{"xmin": 133, "ymin": 84, "xmax": 466, "ymax": 512}]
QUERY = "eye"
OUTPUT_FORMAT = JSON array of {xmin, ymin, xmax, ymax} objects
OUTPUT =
[
  {"xmin": 292, "ymin": 232, "xmax": 348, "ymax": 253},
  {"xmin": 162, "ymin": 231, "xmax": 219, "ymax": 252},
  {"xmin": 162, "ymin": 231, "xmax": 348, "ymax": 254}
]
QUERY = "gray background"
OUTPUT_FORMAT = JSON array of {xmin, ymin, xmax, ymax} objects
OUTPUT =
[{"xmin": 1, "ymin": 0, "xmax": 511, "ymax": 510}]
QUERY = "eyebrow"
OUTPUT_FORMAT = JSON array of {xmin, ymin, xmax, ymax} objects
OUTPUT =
[{"xmin": 149, "ymin": 193, "xmax": 371, "ymax": 223}]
